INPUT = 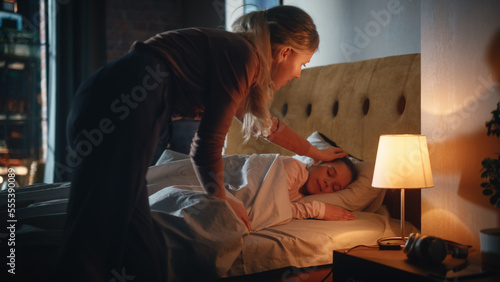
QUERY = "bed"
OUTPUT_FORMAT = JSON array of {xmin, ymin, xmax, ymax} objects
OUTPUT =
[
  {"xmin": 220, "ymin": 52, "xmax": 422, "ymax": 280},
  {"xmin": 0, "ymin": 53, "xmax": 421, "ymax": 281}
]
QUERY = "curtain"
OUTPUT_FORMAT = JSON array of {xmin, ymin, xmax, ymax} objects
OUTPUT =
[{"xmin": 44, "ymin": 0, "xmax": 106, "ymax": 182}]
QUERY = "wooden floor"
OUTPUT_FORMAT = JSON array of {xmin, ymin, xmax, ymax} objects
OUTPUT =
[{"xmin": 217, "ymin": 265, "xmax": 332, "ymax": 282}]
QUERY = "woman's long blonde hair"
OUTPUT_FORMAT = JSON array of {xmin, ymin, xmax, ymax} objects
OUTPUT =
[{"xmin": 232, "ymin": 5, "xmax": 319, "ymax": 141}]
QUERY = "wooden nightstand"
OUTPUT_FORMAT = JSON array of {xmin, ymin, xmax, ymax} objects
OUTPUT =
[{"xmin": 332, "ymin": 247, "xmax": 499, "ymax": 281}]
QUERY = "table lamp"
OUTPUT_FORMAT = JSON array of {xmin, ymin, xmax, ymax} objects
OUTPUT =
[{"xmin": 372, "ymin": 134, "xmax": 434, "ymax": 247}]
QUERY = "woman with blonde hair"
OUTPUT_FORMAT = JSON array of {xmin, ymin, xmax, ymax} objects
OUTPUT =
[{"xmin": 53, "ymin": 5, "xmax": 346, "ymax": 282}]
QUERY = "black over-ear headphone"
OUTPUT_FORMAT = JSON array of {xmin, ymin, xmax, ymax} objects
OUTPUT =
[{"xmin": 403, "ymin": 233, "xmax": 470, "ymax": 264}]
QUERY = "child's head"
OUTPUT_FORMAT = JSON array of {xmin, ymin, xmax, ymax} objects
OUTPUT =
[{"xmin": 303, "ymin": 157, "xmax": 358, "ymax": 195}]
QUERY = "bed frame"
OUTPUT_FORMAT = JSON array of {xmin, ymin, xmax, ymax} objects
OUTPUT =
[{"xmin": 225, "ymin": 53, "xmax": 422, "ymax": 229}]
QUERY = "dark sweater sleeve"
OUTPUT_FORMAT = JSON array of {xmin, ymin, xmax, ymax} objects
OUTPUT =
[
  {"xmin": 265, "ymin": 118, "xmax": 311, "ymax": 156},
  {"xmin": 189, "ymin": 38, "xmax": 259, "ymax": 197}
]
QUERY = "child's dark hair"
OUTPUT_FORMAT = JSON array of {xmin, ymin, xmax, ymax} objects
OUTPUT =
[
  {"xmin": 312, "ymin": 157, "xmax": 359, "ymax": 183},
  {"xmin": 338, "ymin": 157, "xmax": 359, "ymax": 182}
]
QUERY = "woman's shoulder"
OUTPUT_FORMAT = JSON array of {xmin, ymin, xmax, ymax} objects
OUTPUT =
[
  {"xmin": 164, "ymin": 27, "xmax": 251, "ymax": 46},
  {"xmin": 144, "ymin": 27, "xmax": 250, "ymax": 48},
  {"xmin": 177, "ymin": 27, "xmax": 257, "ymax": 63}
]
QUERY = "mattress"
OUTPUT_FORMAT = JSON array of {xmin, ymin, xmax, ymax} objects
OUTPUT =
[{"xmin": 227, "ymin": 207, "xmax": 413, "ymax": 277}]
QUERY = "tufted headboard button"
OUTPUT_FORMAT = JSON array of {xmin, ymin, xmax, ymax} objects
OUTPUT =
[
  {"xmin": 363, "ymin": 97, "xmax": 370, "ymax": 116},
  {"xmin": 397, "ymin": 95, "xmax": 406, "ymax": 115},
  {"xmin": 306, "ymin": 103, "xmax": 312, "ymax": 117},
  {"xmin": 282, "ymin": 103, "xmax": 288, "ymax": 117},
  {"xmin": 224, "ymin": 53, "xmax": 421, "ymax": 164},
  {"xmin": 332, "ymin": 100, "xmax": 339, "ymax": 117}
]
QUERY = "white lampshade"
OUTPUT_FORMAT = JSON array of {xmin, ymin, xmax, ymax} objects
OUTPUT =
[{"xmin": 372, "ymin": 134, "xmax": 434, "ymax": 189}]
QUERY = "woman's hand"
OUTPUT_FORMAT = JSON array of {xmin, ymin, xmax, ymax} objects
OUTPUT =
[
  {"xmin": 309, "ymin": 146, "xmax": 348, "ymax": 163},
  {"xmin": 226, "ymin": 197, "xmax": 252, "ymax": 231},
  {"xmin": 322, "ymin": 204, "xmax": 356, "ymax": 221}
]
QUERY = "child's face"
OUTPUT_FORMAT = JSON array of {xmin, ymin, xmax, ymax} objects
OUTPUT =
[{"xmin": 304, "ymin": 161, "xmax": 353, "ymax": 195}]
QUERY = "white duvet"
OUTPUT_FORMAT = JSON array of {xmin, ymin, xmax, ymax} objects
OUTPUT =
[
  {"xmin": 146, "ymin": 154, "xmax": 418, "ymax": 280},
  {"xmin": 147, "ymin": 154, "xmax": 294, "ymax": 281}
]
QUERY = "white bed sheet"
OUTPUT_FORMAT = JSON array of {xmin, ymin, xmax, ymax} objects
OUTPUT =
[{"xmin": 227, "ymin": 206, "xmax": 418, "ymax": 277}]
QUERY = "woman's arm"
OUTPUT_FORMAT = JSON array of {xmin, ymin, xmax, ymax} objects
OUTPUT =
[
  {"xmin": 190, "ymin": 95, "xmax": 252, "ymax": 231},
  {"xmin": 190, "ymin": 35, "xmax": 258, "ymax": 232},
  {"xmin": 265, "ymin": 117, "xmax": 347, "ymax": 162}
]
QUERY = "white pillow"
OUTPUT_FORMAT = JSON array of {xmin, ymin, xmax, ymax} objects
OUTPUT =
[
  {"xmin": 155, "ymin": 149, "xmax": 190, "ymax": 165},
  {"xmin": 296, "ymin": 131, "xmax": 385, "ymax": 212},
  {"xmin": 292, "ymin": 131, "xmax": 329, "ymax": 165}
]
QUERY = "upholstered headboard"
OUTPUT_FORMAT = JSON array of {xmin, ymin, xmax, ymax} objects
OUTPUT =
[
  {"xmin": 224, "ymin": 53, "xmax": 422, "ymax": 228},
  {"xmin": 225, "ymin": 53, "xmax": 421, "ymax": 160}
]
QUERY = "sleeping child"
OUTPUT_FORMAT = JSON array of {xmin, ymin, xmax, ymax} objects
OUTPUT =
[
  {"xmin": 282, "ymin": 156, "xmax": 358, "ymax": 221},
  {"xmin": 147, "ymin": 153, "xmax": 359, "ymax": 224}
]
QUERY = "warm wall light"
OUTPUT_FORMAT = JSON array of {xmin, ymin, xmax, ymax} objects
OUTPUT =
[{"xmin": 372, "ymin": 134, "xmax": 434, "ymax": 247}]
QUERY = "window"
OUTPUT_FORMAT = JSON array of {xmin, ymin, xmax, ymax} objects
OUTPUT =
[
  {"xmin": 0, "ymin": 0, "xmax": 44, "ymax": 187},
  {"xmin": 225, "ymin": 0, "xmax": 281, "ymax": 31}
]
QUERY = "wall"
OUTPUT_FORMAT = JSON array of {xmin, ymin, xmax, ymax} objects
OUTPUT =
[
  {"xmin": 105, "ymin": 0, "xmax": 223, "ymax": 62},
  {"xmin": 225, "ymin": 0, "xmax": 420, "ymax": 67},
  {"xmin": 421, "ymin": 0, "xmax": 500, "ymax": 249},
  {"xmin": 105, "ymin": 0, "xmax": 183, "ymax": 61},
  {"xmin": 284, "ymin": 0, "xmax": 420, "ymax": 66}
]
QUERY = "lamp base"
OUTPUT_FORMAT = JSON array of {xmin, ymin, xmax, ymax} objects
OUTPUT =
[{"xmin": 377, "ymin": 237, "xmax": 406, "ymax": 250}]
